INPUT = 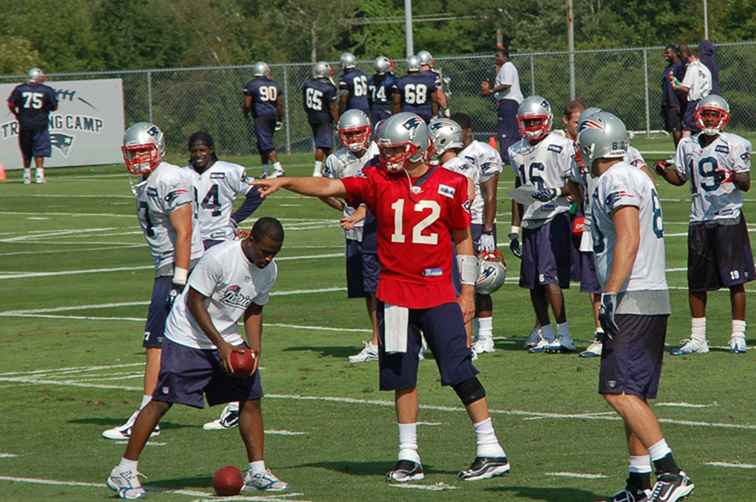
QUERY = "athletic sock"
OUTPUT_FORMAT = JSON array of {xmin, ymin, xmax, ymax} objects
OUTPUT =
[
  {"xmin": 227, "ymin": 401, "xmax": 240, "ymax": 412},
  {"xmin": 732, "ymin": 320, "xmax": 747, "ymax": 338},
  {"xmin": 118, "ymin": 457, "xmax": 138, "ymax": 472},
  {"xmin": 249, "ymin": 460, "xmax": 266, "ymax": 475},
  {"xmin": 649, "ymin": 439, "xmax": 680, "ymax": 474},
  {"xmin": 262, "ymin": 163, "xmax": 270, "ymax": 177},
  {"xmin": 691, "ymin": 317, "xmax": 706, "ymax": 344},
  {"xmin": 397, "ymin": 422, "xmax": 420, "ymax": 463},
  {"xmin": 473, "ymin": 418, "xmax": 506, "ymax": 458},
  {"xmin": 628, "ymin": 455, "xmax": 652, "ymax": 491},
  {"xmin": 477, "ymin": 317, "xmax": 493, "ymax": 340},
  {"xmin": 312, "ymin": 161, "xmax": 323, "ymax": 177},
  {"xmin": 139, "ymin": 394, "xmax": 152, "ymax": 410},
  {"xmin": 556, "ymin": 321, "xmax": 569, "ymax": 339},
  {"xmin": 541, "ymin": 323, "xmax": 555, "ymax": 342}
]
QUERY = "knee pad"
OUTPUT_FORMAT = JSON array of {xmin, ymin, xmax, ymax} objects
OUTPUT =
[{"xmin": 452, "ymin": 376, "xmax": 486, "ymax": 406}]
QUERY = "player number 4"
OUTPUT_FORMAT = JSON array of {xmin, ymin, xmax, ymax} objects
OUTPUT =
[{"xmin": 390, "ymin": 199, "xmax": 440, "ymax": 245}]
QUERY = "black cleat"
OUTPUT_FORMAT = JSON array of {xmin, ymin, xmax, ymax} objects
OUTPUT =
[
  {"xmin": 457, "ymin": 456, "xmax": 510, "ymax": 481},
  {"xmin": 596, "ymin": 484, "xmax": 651, "ymax": 502},
  {"xmin": 649, "ymin": 471, "xmax": 694, "ymax": 502},
  {"xmin": 385, "ymin": 460, "xmax": 424, "ymax": 483}
]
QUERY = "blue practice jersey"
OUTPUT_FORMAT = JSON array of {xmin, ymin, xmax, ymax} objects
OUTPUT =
[
  {"xmin": 302, "ymin": 78, "xmax": 338, "ymax": 124},
  {"xmin": 242, "ymin": 77, "xmax": 281, "ymax": 118},
  {"xmin": 393, "ymin": 73, "xmax": 437, "ymax": 121},
  {"xmin": 7, "ymin": 82, "xmax": 58, "ymax": 130},
  {"xmin": 368, "ymin": 73, "xmax": 396, "ymax": 115},
  {"xmin": 339, "ymin": 68, "xmax": 370, "ymax": 114}
]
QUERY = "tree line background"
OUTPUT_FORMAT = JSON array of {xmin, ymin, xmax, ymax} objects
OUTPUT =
[{"xmin": 2, "ymin": 0, "xmax": 755, "ymax": 74}]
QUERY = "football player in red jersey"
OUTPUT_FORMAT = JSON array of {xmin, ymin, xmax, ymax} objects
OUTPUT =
[{"xmin": 254, "ymin": 112, "xmax": 510, "ymax": 484}]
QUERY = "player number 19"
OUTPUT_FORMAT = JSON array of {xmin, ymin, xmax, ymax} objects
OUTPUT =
[{"xmin": 390, "ymin": 199, "xmax": 440, "ymax": 245}]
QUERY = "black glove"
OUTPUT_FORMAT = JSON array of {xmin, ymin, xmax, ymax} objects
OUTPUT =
[
  {"xmin": 167, "ymin": 282, "xmax": 185, "ymax": 309},
  {"xmin": 598, "ymin": 293, "xmax": 619, "ymax": 340},
  {"xmin": 531, "ymin": 188, "xmax": 559, "ymax": 203},
  {"xmin": 508, "ymin": 233, "xmax": 522, "ymax": 259}
]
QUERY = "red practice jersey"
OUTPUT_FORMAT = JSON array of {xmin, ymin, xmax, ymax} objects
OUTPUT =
[{"xmin": 342, "ymin": 165, "xmax": 471, "ymax": 308}]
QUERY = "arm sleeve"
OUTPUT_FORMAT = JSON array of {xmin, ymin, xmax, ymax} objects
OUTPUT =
[
  {"xmin": 605, "ymin": 171, "xmax": 641, "ymax": 213},
  {"xmin": 341, "ymin": 174, "xmax": 372, "ymax": 209},
  {"xmin": 187, "ymin": 254, "xmax": 222, "ymax": 297},
  {"xmin": 674, "ymin": 143, "xmax": 689, "ymax": 181},
  {"xmin": 449, "ymin": 175, "xmax": 472, "ymax": 230},
  {"xmin": 230, "ymin": 168, "xmax": 263, "ymax": 224}
]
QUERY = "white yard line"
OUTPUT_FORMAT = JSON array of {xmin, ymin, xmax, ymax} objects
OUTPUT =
[
  {"xmin": 264, "ymin": 430, "xmax": 307, "ymax": 436},
  {"xmin": 704, "ymin": 462, "xmax": 756, "ymax": 469},
  {"xmin": 0, "ymin": 454, "xmax": 18, "ymax": 459},
  {"xmin": 0, "ymin": 244, "xmax": 144, "ymax": 257},
  {"xmin": 389, "ymin": 482, "xmax": 456, "ymax": 491},
  {"xmin": 0, "ymin": 227, "xmax": 116, "ymax": 243},
  {"xmin": 656, "ymin": 402, "xmax": 717, "ymax": 409},
  {"xmin": 545, "ymin": 472, "xmax": 607, "ymax": 479}
]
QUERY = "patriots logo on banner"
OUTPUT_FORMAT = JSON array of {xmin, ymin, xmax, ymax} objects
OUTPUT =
[{"xmin": 50, "ymin": 133, "xmax": 74, "ymax": 157}]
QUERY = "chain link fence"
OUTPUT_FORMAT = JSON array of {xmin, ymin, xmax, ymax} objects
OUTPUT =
[{"xmin": 2, "ymin": 41, "xmax": 754, "ymax": 158}]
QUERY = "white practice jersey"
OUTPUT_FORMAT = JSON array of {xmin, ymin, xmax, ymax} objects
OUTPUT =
[
  {"xmin": 323, "ymin": 142, "xmax": 379, "ymax": 241},
  {"xmin": 133, "ymin": 162, "xmax": 203, "ymax": 275},
  {"xmin": 165, "ymin": 241, "xmax": 277, "ymax": 349},
  {"xmin": 572, "ymin": 147, "xmax": 648, "ymax": 251},
  {"xmin": 681, "ymin": 60, "xmax": 712, "ymax": 101},
  {"xmin": 592, "ymin": 161, "xmax": 668, "ymax": 296},
  {"xmin": 509, "ymin": 132, "xmax": 575, "ymax": 229},
  {"xmin": 190, "ymin": 160, "xmax": 253, "ymax": 241},
  {"xmin": 442, "ymin": 156, "xmax": 481, "ymax": 221},
  {"xmin": 459, "ymin": 140, "xmax": 504, "ymax": 224},
  {"xmin": 674, "ymin": 132, "xmax": 751, "ymax": 223}
]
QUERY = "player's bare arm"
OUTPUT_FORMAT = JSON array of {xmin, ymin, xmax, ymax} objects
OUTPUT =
[
  {"xmin": 431, "ymin": 93, "xmax": 439, "ymax": 117},
  {"xmin": 253, "ymin": 176, "xmax": 347, "ymax": 199},
  {"xmin": 187, "ymin": 287, "xmax": 241, "ymax": 372},
  {"xmin": 481, "ymin": 175, "xmax": 498, "ymax": 233},
  {"xmin": 242, "ymin": 95, "xmax": 253, "ymax": 115},
  {"xmin": 340, "ymin": 204, "xmax": 366, "ymax": 230},
  {"xmin": 275, "ymin": 95, "xmax": 284, "ymax": 123},
  {"xmin": 392, "ymin": 93, "xmax": 401, "ymax": 113},
  {"xmin": 655, "ymin": 162, "xmax": 686, "ymax": 186},
  {"xmin": 604, "ymin": 206, "xmax": 641, "ymax": 293},
  {"xmin": 329, "ymin": 100, "xmax": 340, "ymax": 124},
  {"xmin": 242, "ymin": 302, "xmax": 263, "ymax": 374},
  {"xmin": 338, "ymin": 93, "xmax": 348, "ymax": 115},
  {"xmin": 168, "ymin": 204, "xmax": 193, "ymax": 275},
  {"xmin": 453, "ymin": 227, "xmax": 476, "ymax": 324},
  {"xmin": 732, "ymin": 171, "xmax": 751, "ymax": 192}
]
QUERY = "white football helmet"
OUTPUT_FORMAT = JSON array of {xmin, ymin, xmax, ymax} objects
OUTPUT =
[
  {"xmin": 417, "ymin": 50, "xmax": 433, "ymax": 68},
  {"xmin": 340, "ymin": 52, "xmax": 356, "ymax": 70},
  {"xmin": 253, "ymin": 61, "xmax": 271, "ymax": 77},
  {"xmin": 517, "ymin": 95, "xmax": 553, "ymax": 142},
  {"xmin": 27, "ymin": 67, "xmax": 46, "ymax": 83},
  {"xmin": 338, "ymin": 109, "xmax": 372, "ymax": 153},
  {"xmin": 406, "ymin": 55, "xmax": 421, "ymax": 73},
  {"xmin": 375, "ymin": 56, "xmax": 391, "ymax": 75},
  {"xmin": 376, "ymin": 112, "xmax": 430, "ymax": 172},
  {"xmin": 122, "ymin": 122, "xmax": 165, "ymax": 175},
  {"xmin": 312, "ymin": 61, "xmax": 332, "ymax": 79},
  {"xmin": 428, "ymin": 118, "xmax": 464, "ymax": 157},
  {"xmin": 695, "ymin": 94, "xmax": 730, "ymax": 135},
  {"xmin": 476, "ymin": 258, "xmax": 507, "ymax": 295}
]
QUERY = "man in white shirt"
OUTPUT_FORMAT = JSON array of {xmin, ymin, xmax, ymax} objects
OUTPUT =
[
  {"xmin": 481, "ymin": 47, "xmax": 523, "ymax": 165},
  {"xmin": 671, "ymin": 47, "xmax": 712, "ymax": 136},
  {"xmin": 107, "ymin": 218, "xmax": 288, "ymax": 499}
]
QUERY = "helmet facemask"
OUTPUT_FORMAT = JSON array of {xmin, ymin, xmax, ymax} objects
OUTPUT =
[
  {"xmin": 518, "ymin": 114, "xmax": 552, "ymax": 143},
  {"xmin": 122, "ymin": 144, "xmax": 161, "ymax": 176},
  {"xmin": 695, "ymin": 107, "xmax": 729, "ymax": 136},
  {"xmin": 340, "ymin": 125, "xmax": 371, "ymax": 153},
  {"xmin": 378, "ymin": 141, "xmax": 419, "ymax": 172}
]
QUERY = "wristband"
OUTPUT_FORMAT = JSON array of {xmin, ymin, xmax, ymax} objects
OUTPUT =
[
  {"xmin": 509, "ymin": 225, "xmax": 521, "ymax": 236},
  {"xmin": 456, "ymin": 255, "xmax": 479, "ymax": 285},
  {"xmin": 173, "ymin": 266, "xmax": 188, "ymax": 286}
]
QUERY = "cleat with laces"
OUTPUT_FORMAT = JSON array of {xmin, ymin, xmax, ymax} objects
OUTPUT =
[
  {"xmin": 671, "ymin": 338, "xmax": 709, "ymax": 356},
  {"xmin": 580, "ymin": 338, "xmax": 603, "ymax": 358},
  {"xmin": 649, "ymin": 471, "xmax": 694, "ymax": 502},
  {"xmin": 107, "ymin": 465, "xmax": 146, "ymax": 499},
  {"xmin": 472, "ymin": 337, "xmax": 495, "ymax": 355},
  {"xmin": 385, "ymin": 459, "xmax": 424, "ymax": 483},
  {"xmin": 528, "ymin": 337, "xmax": 551, "ymax": 353},
  {"xmin": 546, "ymin": 335, "xmax": 575, "ymax": 353},
  {"xmin": 103, "ymin": 409, "xmax": 160, "ymax": 440},
  {"xmin": 203, "ymin": 403, "xmax": 240, "ymax": 430},
  {"xmin": 270, "ymin": 166, "xmax": 285, "ymax": 178},
  {"xmin": 347, "ymin": 341, "xmax": 378, "ymax": 363},
  {"xmin": 729, "ymin": 335, "xmax": 747, "ymax": 354},
  {"xmin": 458, "ymin": 456, "xmax": 510, "ymax": 481},
  {"xmin": 523, "ymin": 327, "xmax": 542, "ymax": 348},
  {"xmin": 243, "ymin": 468, "xmax": 288, "ymax": 492},
  {"xmin": 597, "ymin": 484, "xmax": 651, "ymax": 502}
]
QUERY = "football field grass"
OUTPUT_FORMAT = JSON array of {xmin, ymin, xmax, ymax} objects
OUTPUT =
[{"xmin": 1, "ymin": 137, "xmax": 755, "ymax": 501}]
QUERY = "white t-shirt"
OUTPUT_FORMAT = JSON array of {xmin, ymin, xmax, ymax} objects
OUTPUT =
[
  {"xmin": 165, "ymin": 241, "xmax": 277, "ymax": 349},
  {"xmin": 494, "ymin": 61, "xmax": 523, "ymax": 104},
  {"xmin": 675, "ymin": 132, "xmax": 751, "ymax": 223},
  {"xmin": 509, "ymin": 132, "xmax": 576, "ymax": 229},
  {"xmin": 189, "ymin": 160, "xmax": 253, "ymax": 241},
  {"xmin": 681, "ymin": 60, "xmax": 712, "ymax": 101}
]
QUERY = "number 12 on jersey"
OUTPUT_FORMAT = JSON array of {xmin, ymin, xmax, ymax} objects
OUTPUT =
[{"xmin": 390, "ymin": 199, "xmax": 440, "ymax": 245}]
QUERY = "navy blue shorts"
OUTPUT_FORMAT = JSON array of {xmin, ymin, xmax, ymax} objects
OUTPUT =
[
  {"xmin": 661, "ymin": 106, "xmax": 682, "ymax": 133},
  {"xmin": 599, "ymin": 315, "xmax": 668, "ymax": 399},
  {"xmin": 683, "ymin": 100, "xmax": 700, "ymax": 132},
  {"xmin": 153, "ymin": 338, "xmax": 262, "ymax": 408},
  {"xmin": 370, "ymin": 108, "xmax": 392, "ymax": 125},
  {"xmin": 497, "ymin": 99, "xmax": 521, "ymax": 164},
  {"xmin": 579, "ymin": 251, "xmax": 601, "ymax": 294},
  {"xmin": 309, "ymin": 121, "xmax": 333, "ymax": 150},
  {"xmin": 688, "ymin": 216, "xmax": 755, "ymax": 291},
  {"xmin": 19, "ymin": 128, "xmax": 51, "ymax": 159},
  {"xmin": 346, "ymin": 238, "xmax": 379, "ymax": 298},
  {"xmin": 143, "ymin": 276, "xmax": 174, "ymax": 348},
  {"xmin": 377, "ymin": 302, "xmax": 478, "ymax": 391},
  {"xmin": 519, "ymin": 213, "xmax": 571, "ymax": 290},
  {"xmin": 254, "ymin": 116, "xmax": 276, "ymax": 153}
]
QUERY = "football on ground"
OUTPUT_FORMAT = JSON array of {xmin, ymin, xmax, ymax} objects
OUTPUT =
[{"xmin": 213, "ymin": 465, "xmax": 244, "ymax": 496}]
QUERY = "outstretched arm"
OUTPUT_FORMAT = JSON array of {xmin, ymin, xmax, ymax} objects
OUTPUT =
[{"xmin": 253, "ymin": 176, "xmax": 347, "ymax": 199}]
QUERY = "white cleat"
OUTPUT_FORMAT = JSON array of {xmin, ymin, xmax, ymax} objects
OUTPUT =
[
  {"xmin": 523, "ymin": 327, "xmax": 542, "ymax": 349},
  {"xmin": 472, "ymin": 337, "xmax": 495, "ymax": 354},
  {"xmin": 270, "ymin": 167, "xmax": 285, "ymax": 178},
  {"xmin": 671, "ymin": 338, "xmax": 709, "ymax": 356},
  {"xmin": 528, "ymin": 337, "xmax": 552, "ymax": 353},
  {"xmin": 35, "ymin": 175, "xmax": 46, "ymax": 184},
  {"xmin": 203, "ymin": 403, "xmax": 240, "ymax": 430},
  {"xmin": 102, "ymin": 409, "xmax": 160, "ymax": 440},
  {"xmin": 729, "ymin": 335, "xmax": 747, "ymax": 354},
  {"xmin": 107, "ymin": 465, "xmax": 146, "ymax": 499},
  {"xmin": 579, "ymin": 338, "xmax": 603, "ymax": 358},
  {"xmin": 347, "ymin": 341, "xmax": 378, "ymax": 363},
  {"xmin": 23, "ymin": 173, "xmax": 32, "ymax": 185},
  {"xmin": 243, "ymin": 468, "xmax": 288, "ymax": 492},
  {"xmin": 546, "ymin": 335, "xmax": 575, "ymax": 353}
]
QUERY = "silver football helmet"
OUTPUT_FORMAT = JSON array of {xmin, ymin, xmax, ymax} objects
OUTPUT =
[
  {"xmin": 338, "ymin": 109, "xmax": 372, "ymax": 153},
  {"xmin": 517, "ymin": 95, "xmax": 553, "ymax": 142},
  {"xmin": 428, "ymin": 118, "xmax": 464, "ymax": 157},
  {"xmin": 312, "ymin": 61, "xmax": 332, "ymax": 79},
  {"xmin": 577, "ymin": 107, "xmax": 602, "ymax": 126},
  {"xmin": 476, "ymin": 258, "xmax": 507, "ymax": 295},
  {"xmin": 577, "ymin": 111, "xmax": 628, "ymax": 172},
  {"xmin": 376, "ymin": 112, "xmax": 430, "ymax": 172},
  {"xmin": 121, "ymin": 122, "xmax": 165, "ymax": 175},
  {"xmin": 253, "ymin": 61, "xmax": 271, "ymax": 77},
  {"xmin": 417, "ymin": 50, "xmax": 433, "ymax": 67},
  {"xmin": 340, "ymin": 52, "xmax": 356, "ymax": 70},
  {"xmin": 406, "ymin": 55, "xmax": 421, "ymax": 73},
  {"xmin": 695, "ymin": 94, "xmax": 730, "ymax": 135},
  {"xmin": 375, "ymin": 56, "xmax": 391, "ymax": 75},
  {"xmin": 27, "ymin": 67, "xmax": 46, "ymax": 83}
]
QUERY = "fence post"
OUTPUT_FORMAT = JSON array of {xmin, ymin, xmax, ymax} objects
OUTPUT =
[
  {"xmin": 147, "ymin": 71, "xmax": 153, "ymax": 123},
  {"xmin": 642, "ymin": 48, "xmax": 650, "ymax": 136},
  {"xmin": 283, "ymin": 65, "xmax": 291, "ymax": 154},
  {"xmin": 530, "ymin": 55, "xmax": 535, "ymax": 94}
]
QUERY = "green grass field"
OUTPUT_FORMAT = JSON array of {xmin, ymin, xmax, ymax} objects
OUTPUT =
[{"xmin": 1, "ymin": 137, "xmax": 755, "ymax": 502}]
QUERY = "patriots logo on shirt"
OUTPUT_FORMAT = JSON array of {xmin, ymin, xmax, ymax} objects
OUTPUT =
[
  {"xmin": 606, "ymin": 190, "xmax": 636, "ymax": 208},
  {"xmin": 165, "ymin": 187, "xmax": 188, "ymax": 203},
  {"xmin": 50, "ymin": 133, "xmax": 74, "ymax": 156}
]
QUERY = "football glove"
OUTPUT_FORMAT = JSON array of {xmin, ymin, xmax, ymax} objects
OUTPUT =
[
  {"xmin": 531, "ymin": 188, "xmax": 559, "ymax": 202},
  {"xmin": 167, "ymin": 282, "xmax": 185, "ymax": 309},
  {"xmin": 479, "ymin": 232, "xmax": 496, "ymax": 254},
  {"xmin": 275, "ymin": 121, "xmax": 283, "ymax": 132},
  {"xmin": 714, "ymin": 168, "xmax": 735, "ymax": 184},
  {"xmin": 508, "ymin": 233, "xmax": 522, "ymax": 259},
  {"xmin": 598, "ymin": 293, "xmax": 619, "ymax": 340},
  {"xmin": 654, "ymin": 160, "xmax": 671, "ymax": 175}
]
